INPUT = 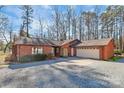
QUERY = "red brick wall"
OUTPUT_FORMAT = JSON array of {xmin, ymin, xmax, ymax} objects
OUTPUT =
[
  {"xmin": 12, "ymin": 45, "xmax": 17, "ymax": 60},
  {"xmin": 101, "ymin": 40, "xmax": 114, "ymax": 60},
  {"xmin": 43, "ymin": 46, "xmax": 53, "ymax": 54},
  {"xmin": 12, "ymin": 44, "xmax": 53, "ymax": 60},
  {"xmin": 17, "ymin": 45, "xmax": 32, "ymax": 57},
  {"xmin": 61, "ymin": 44, "xmax": 71, "ymax": 56},
  {"xmin": 98, "ymin": 47, "xmax": 103, "ymax": 60}
]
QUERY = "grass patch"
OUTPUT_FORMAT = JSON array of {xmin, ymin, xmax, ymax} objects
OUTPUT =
[{"xmin": 111, "ymin": 56, "xmax": 122, "ymax": 61}]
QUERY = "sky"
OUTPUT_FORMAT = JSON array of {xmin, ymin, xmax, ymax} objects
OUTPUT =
[{"xmin": 0, "ymin": 5, "xmax": 107, "ymax": 35}]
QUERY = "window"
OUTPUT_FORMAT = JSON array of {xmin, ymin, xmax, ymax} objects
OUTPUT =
[
  {"xmin": 37, "ymin": 48, "xmax": 43, "ymax": 54},
  {"xmin": 32, "ymin": 47, "xmax": 43, "ymax": 54},
  {"xmin": 51, "ymin": 48, "xmax": 54, "ymax": 54},
  {"xmin": 32, "ymin": 47, "xmax": 35, "ymax": 54}
]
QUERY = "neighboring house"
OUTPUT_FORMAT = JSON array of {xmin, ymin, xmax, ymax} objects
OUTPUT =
[
  {"xmin": 75, "ymin": 38, "xmax": 114, "ymax": 60},
  {"xmin": 12, "ymin": 37, "xmax": 114, "ymax": 61}
]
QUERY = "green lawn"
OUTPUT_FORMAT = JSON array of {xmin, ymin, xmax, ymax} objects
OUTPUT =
[{"xmin": 110, "ymin": 56, "xmax": 124, "ymax": 62}]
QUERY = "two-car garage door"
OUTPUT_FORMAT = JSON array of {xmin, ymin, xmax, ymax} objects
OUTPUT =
[{"xmin": 76, "ymin": 48, "xmax": 100, "ymax": 59}]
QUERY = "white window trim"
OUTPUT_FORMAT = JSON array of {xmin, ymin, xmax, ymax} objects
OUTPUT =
[
  {"xmin": 37, "ymin": 48, "xmax": 43, "ymax": 54},
  {"xmin": 32, "ymin": 47, "xmax": 43, "ymax": 54}
]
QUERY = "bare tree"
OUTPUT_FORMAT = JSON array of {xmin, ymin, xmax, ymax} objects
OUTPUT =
[
  {"xmin": 0, "ymin": 13, "xmax": 9, "ymax": 43},
  {"xmin": 94, "ymin": 5, "xmax": 100, "ymax": 39},
  {"xmin": 71, "ymin": 7, "xmax": 77, "ymax": 39},
  {"xmin": 19, "ymin": 21, "xmax": 27, "ymax": 37},
  {"xmin": 59, "ymin": 13, "xmax": 67, "ymax": 40},
  {"xmin": 38, "ymin": 16, "xmax": 44, "ymax": 38},
  {"xmin": 79, "ymin": 13, "xmax": 82, "ymax": 41},
  {"xmin": 52, "ymin": 6, "xmax": 61, "ymax": 40},
  {"xmin": 66, "ymin": 6, "xmax": 72, "ymax": 39},
  {"xmin": 0, "ymin": 6, "xmax": 13, "ymax": 52},
  {"xmin": 20, "ymin": 5, "xmax": 33, "ymax": 37}
]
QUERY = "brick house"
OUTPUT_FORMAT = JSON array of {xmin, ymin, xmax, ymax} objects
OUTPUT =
[
  {"xmin": 12, "ymin": 37, "xmax": 114, "ymax": 61},
  {"xmin": 12, "ymin": 37, "xmax": 81, "ymax": 61}
]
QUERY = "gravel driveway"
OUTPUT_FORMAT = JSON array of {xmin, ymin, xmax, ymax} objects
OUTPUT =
[{"xmin": 0, "ymin": 57, "xmax": 124, "ymax": 88}]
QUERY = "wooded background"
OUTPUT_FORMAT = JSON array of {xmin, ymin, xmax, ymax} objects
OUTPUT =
[{"xmin": 0, "ymin": 5, "xmax": 124, "ymax": 52}]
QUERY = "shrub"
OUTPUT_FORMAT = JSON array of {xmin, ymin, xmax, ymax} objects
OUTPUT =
[
  {"xmin": 19, "ymin": 53, "xmax": 55, "ymax": 63},
  {"xmin": 47, "ymin": 53, "xmax": 54, "ymax": 59},
  {"xmin": 114, "ymin": 50, "xmax": 122, "ymax": 55},
  {"xmin": 60, "ymin": 55, "xmax": 62, "ymax": 57},
  {"xmin": 19, "ymin": 55, "xmax": 33, "ymax": 62},
  {"xmin": 60, "ymin": 55, "xmax": 68, "ymax": 58},
  {"xmin": 33, "ymin": 54, "xmax": 47, "ymax": 61},
  {"xmin": 5, "ymin": 55, "xmax": 12, "ymax": 62},
  {"xmin": 111, "ymin": 56, "xmax": 121, "ymax": 61}
]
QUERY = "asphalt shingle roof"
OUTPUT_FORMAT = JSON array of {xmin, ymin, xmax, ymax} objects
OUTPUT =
[
  {"xmin": 14, "ymin": 37, "xmax": 112, "ymax": 47},
  {"xmin": 14, "ymin": 37, "xmax": 77, "ymax": 46},
  {"xmin": 14, "ymin": 37, "xmax": 53, "ymax": 46},
  {"xmin": 76, "ymin": 38, "xmax": 113, "ymax": 47}
]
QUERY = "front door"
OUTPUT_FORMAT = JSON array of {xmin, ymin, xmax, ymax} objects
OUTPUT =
[
  {"xmin": 71, "ymin": 48, "xmax": 74, "ymax": 56},
  {"xmin": 63, "ymin": 48, "xmax": 68, "ymax": 56},
  {"xmin": 54, "ymin": 47, "xmax": 60, "ymax": 57}
]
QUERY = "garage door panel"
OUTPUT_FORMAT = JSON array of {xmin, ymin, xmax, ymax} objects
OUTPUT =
[{"xmin": 77, "ymin": 48, "xmax": 100, "ymax": 59}]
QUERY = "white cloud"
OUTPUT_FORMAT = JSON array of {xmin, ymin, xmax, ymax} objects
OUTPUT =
[{"xmin": 42, "ymin": 5, "xmax": 52, "ymax": 10}]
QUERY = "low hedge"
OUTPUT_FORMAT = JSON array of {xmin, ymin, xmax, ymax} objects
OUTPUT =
[
  {"xmin": 19, "ymin": 53, "xmax": 54, "ymax": 62},
  {"xmin": 19, "ymin": 55, "xmax": 33, "ymax": 62},
  {"xmin": 47, "ymin": 53, "xmax": 54, "ymax": 59},
  {"xmin": 33, "ymin": 54, "xmax": 47, "ymax": 61}
]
